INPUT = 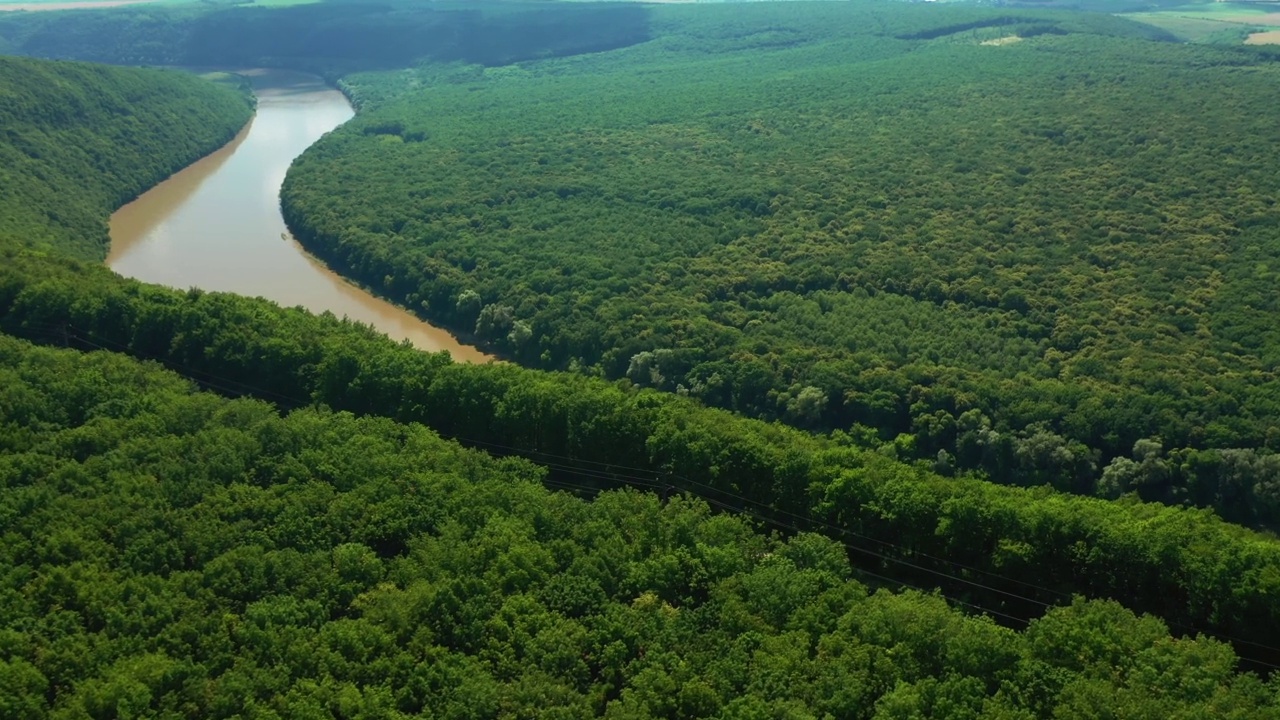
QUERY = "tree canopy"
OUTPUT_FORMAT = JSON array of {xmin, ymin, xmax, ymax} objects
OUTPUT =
[
  {"xmin": 8, "ymin": 243, "xmax": 1280, "ymax": 668},
  {"xmin": 5, "ymin": 4, "xmax": 1280, "ymax": 713},
  {"xmin": 3, "ymin": 332, "xmax": 1279, "ymax": 718},
  {"xmin": 271, "ymin": 2, "xmax": 1280, "ymax": 523}
]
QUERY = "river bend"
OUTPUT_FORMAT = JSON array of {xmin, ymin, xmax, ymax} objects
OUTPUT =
[{"xmin": 108, "ymin": 69, "xmax": 491, "ymax": 363}]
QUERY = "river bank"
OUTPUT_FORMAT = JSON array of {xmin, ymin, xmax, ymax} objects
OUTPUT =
[{"xmin": 107, "ymin": 68, "xmax": 492, "ymax": 363}]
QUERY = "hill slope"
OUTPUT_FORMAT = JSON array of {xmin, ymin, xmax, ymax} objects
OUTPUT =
[{"xmin": 0, "ymin": 56, "xmax": 252, "ymax": 260}]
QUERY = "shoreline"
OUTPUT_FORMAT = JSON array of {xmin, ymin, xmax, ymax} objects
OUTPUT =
[{"xmin": 107, "ymin": 67, "xmax": 494, "ymax": 364}]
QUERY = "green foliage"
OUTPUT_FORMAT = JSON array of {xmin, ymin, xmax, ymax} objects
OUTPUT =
[
  {"xmin": 1, "ymin": 332, "xmax": 1278, "ymax": 717},
  {"xmin": 273, "ymin": 2, "xmax": 1280, "ymax": 519},
  {"xmin": 0, "ymin": 56, "xmax": 251, "ymax": 260},
  {"xmin": 4, "ymin": 9, "xmax": 1280, "ymax": 709},
  {"xmin": 6, "ymin": 245, "xmax": 1280, "ymax": 663}
]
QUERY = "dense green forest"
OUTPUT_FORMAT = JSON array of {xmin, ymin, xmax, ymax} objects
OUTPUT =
[
  {"xmin": 5, "ymin": 334, "xmax": 1280, "ymax": 718},
  {"xmin": 0, "ymin": 56, "xmax": 251, "ymax": 260},
  {"xmin": 9, "ymin": 245, "xmax": 1280, "ymax": 669},
  {"xmin": 6, "ymin": 1, "xmax": 1280, "ymax": 713},
  {"xmin": 274, "ymin": 2, "xmax": 1280, "ymax": 520}
]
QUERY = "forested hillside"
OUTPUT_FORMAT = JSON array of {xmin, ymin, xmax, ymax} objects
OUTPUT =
[
  {"xmin": 277, "ymin": 2, "xmax": 1280, "ymax": 523},
  {"xmin": 3, "ymin": 333, "xmax": 1280, "ymax": 717},
  {"xmin": 0, "ymin": 56, "xmax": 251, "ymax": 261}
]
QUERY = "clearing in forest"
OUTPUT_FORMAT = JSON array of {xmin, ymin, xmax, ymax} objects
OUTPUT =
[{"xmin": 1246, "ymin": 28, "xmax": 1280, "ymax": 42}]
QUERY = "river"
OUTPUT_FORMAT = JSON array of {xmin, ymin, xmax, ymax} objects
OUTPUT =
[{"xmin": 107, "ymin": 68, "xmax": 492, "ymax": 363}]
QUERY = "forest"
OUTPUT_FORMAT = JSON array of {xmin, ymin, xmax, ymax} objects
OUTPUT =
[
  {"xmin": 5, "ymin": 333, "xmax": 1280, "ymax": 717},
  {"xmin": 10, "ymin": 241, "xmax": 1280, "ymax": 666},
  {"xmin": 273, "ymin": 2, "xmax": 1280, "ymax": 522},
  {"xmin": 5, "ymin": 1, "xmax": 1280, "ymax": 715}
]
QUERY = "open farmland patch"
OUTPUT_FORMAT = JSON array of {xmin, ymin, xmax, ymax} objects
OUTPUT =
[
  {"xmin": 1246, "ymin": 28, "xmax": 1280, "ymax": 41},
  {"xmin": 0, "ymin": 0, "xmax": 160, "ymax": 10}
]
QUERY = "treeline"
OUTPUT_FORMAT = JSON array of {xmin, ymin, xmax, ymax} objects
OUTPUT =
[
  {"xmin": 5, "ymin": 332, "xmax": 1279, "ymax": 717},
  {"xmin": 280, "ymin": 3, "xmax": 1280, "ymax": 524},
  {"xmin": 6, "ymin": 245, "xmax": 1280, "ymax": 667},
  {"xmin": 0, "ymin": 56, "xmax": 252, "ymax": 260},
  {"xmin": 0, "ymin": 1, "xmax": 651, "ymax": 74}
]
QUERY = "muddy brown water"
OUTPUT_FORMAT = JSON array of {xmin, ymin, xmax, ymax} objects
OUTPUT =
[{"xmin": 108, "ymin": 69, "xmax": 492, "ymax": 363}]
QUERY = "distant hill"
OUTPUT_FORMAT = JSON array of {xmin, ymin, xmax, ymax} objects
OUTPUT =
[{"xmin": 0, "ymin": 1, "xmax": 653, "ymax": 73}]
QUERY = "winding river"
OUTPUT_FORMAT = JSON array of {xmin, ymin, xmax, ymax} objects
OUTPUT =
[{"xmin": 108, "ymin": 69, "xmax": 492, "ymax": 363}]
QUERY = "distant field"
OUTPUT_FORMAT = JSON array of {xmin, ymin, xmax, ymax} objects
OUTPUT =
[
  {"xmin": 0, "ymin": 0, "xmax": 318, "ymax": 10},
  {"xmin": 1171, "ymin": 5, "xmax": 1280, "ymax": 22},
  {"xmin": 238, "ymin": 0, "xmax": 321, "ymax": 6},
  {"xmin": 0, "ymin": 0, "xmax": 160, "ymax": 10},
  {"xmin": 1125, "ymin": 1, "xmax": 1280, "ymax": 41},
  {"xmin": 1246, "ymin": 27, "xmax": 1280, "ymax": 41},
  {"xmin": 1124, "ymin": 12, "xmax": 1245, "ymax": 40}
]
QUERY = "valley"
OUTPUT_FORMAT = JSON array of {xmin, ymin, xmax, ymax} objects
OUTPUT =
[{"xmin": 3, "ymin": 1, "xmax": 1280, "ymax": 715}]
